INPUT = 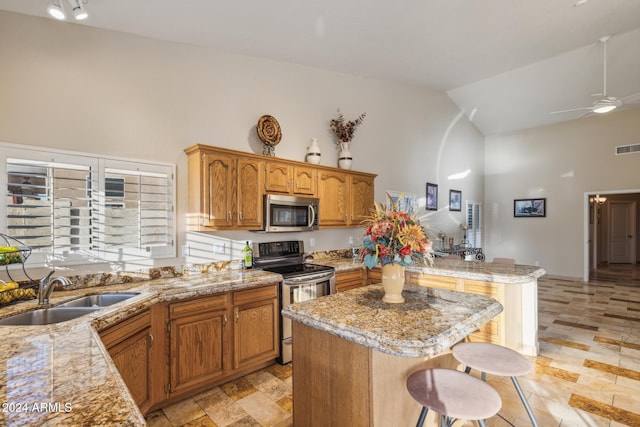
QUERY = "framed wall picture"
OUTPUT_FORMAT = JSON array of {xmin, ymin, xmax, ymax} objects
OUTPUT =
[
  {"xmin": 514, "ymin": 198, "xmax": 546, "ymax": 217},
  {"xmin": 449, "ymin": 190, "xmax": 462, "ymax": 211},
  {"xmin": 426, "ymin": 183, "xmax": 438, "ymax": 211},
  {"xmin": 386, "ymin": 191, "xmax": 417, "ymax": 216}
]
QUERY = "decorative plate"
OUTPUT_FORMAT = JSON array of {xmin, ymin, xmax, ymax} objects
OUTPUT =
[{"xmin": 257, "ymin": 115, "xmax": 282, "ymax": 146}]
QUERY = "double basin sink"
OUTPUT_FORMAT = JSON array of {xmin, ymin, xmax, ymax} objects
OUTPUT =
[{"xmin": 0, "ymin": 292, "xmax": 139, "ymax": 326}]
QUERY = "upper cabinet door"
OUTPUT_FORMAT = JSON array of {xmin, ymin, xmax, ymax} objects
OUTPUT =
[
  {"xmin": 318, "ymin": 170, "xmax": 349, "ymax": 227},
  {"xmin": 350, "ymin": 174, "xmax": 375, "ymax": 224},
  {"xmin": 264, "ymin": 162, "xmax": 291, "ymax": 194},
  {"xmin": 236, "ymin": 159, "xmax": 264, "ymax": 229},
  {"xmin": 292, "ymin": 166, "xmax": 317, "ymax": 197},
  {"xmin": 204, "ymin": 153, "xmax": 235, "ymax": 228}
]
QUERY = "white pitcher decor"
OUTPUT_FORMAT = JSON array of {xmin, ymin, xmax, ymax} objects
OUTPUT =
[
  {"xmin": 329, "ymin": 109, "xmax": 366, "ymax": 169},
  {"xmin": 306, "ymin": 138, "xmax": 321, "ymax": 164},
  {"xmin": 359, "ymin": 193, "xmax": 434, "ymax": 303}
]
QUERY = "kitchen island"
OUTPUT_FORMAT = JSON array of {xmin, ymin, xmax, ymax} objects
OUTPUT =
[
  {"xmin": 282, "ymin": 283, "xmax": 503, "ymax": 427},
  {"xmin": 314, "ymin": 256, "xmax": 545, "ymax": 356}
]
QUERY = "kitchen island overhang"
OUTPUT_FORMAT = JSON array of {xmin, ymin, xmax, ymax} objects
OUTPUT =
[
  {"xmin": 283, "ymin": 284, "xmax": 503, "ymax": 358},
  {"xmin": 283, "ymin": 284, "xmax": 504, "ymax": 427}
]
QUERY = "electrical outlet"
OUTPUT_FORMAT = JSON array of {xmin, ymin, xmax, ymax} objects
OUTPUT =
[
  {"xmin": 309, "ymin": 238, "xmax": 315, "ymax": 247},
  {"xmin": 212, "ymin": 244, "xmax": 225, "ymax": 254},
  {"xmin": 181, "ymin": 245, "xmax": 190, "ymax": 257},
  {"xmin": 348, "ymin": 236, "xmax": 354, "ymax": 245}
]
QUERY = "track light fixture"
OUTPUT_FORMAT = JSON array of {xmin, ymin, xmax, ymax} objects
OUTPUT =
[
  {"xmin": 47, "ymin": 0, "xmax": 65, "ymax": 20},
  {"xmin": 47, "ymin": 0, "xmax": 89, "ymax": 21},
  {"xmin": 71, "ymin": 0, "xmax": 88, "ymax": 20}
]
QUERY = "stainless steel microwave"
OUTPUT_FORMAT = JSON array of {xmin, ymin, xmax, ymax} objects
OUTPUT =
[{"xmin": 263, "ymin": 194, "xmax": 319, "ymax": 232}]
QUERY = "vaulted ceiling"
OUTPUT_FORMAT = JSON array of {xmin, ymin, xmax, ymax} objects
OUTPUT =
[{"xmin": 1, "ymin": 0, "xmax": 639, "ymax": 136}]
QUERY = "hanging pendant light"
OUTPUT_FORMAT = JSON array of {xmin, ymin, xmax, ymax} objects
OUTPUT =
[{"xmin": 47, "ymin": 0, "xmax": 66, "ymax": 20}]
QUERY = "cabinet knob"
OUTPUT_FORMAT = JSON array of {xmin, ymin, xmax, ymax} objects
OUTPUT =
[
  {"xmin": 148, "ymin": 333, "xmax": 154, "ymax": 346},
  {"xmin": 223, "ymin": 314, "xmax": 227, "ymax": 325},
  {"xmin": 235, "ymin": 311, "xmax": 239, "ymax": 322}
]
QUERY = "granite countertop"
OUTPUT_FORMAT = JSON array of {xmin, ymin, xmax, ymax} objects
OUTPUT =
[
  {"xmin": 0, "ymin": 269, "xmax": 282, "ymax": 427},
  {"xmin": 282, "ymin": 284, "xmax": 503, "ymax": 358},
  {"xmin": 311, "ymin": 256, "xmax": 545, "ymax": 284},
  {"xmin": 408, "ymin": 258, "xmax": 545, "ymax": 284}
]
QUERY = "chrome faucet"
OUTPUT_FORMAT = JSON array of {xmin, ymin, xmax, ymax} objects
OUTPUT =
[{"xmin": 39, "ymin": 270, "xmax": 71, "ymax": 305}]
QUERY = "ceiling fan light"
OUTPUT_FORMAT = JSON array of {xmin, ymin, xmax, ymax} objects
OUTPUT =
[
  {"xmin": 47, "ymin": 0, "xmax": 66, "ymax": 20},
  {"xmin": 593, "ymin": 103, "xmax": 616, "ymax": 114}
]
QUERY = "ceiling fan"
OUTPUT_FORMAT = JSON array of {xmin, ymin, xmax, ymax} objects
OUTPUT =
[{"xmin": 551, "ymin": 35, "xmax": 640, "ymax": 116}]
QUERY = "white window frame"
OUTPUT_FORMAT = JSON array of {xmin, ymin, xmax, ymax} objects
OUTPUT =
[{"xmin": 1, "ymin": 142, "xmax": 176, "ymax": 266}]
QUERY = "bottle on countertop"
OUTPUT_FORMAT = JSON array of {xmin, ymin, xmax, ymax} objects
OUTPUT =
[{"xmin": 243, "ymin": 241, "xmax": 253, "ymax": 269}]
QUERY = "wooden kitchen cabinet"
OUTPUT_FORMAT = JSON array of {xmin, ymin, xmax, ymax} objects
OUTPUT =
[
  {"xmin": 99, "ymin": 309, "xmax": 154, "ymax": 413},
  {"xmin": 185, "ymin": 144, "xmax": 375, "ymax": 231},
  {"xmin": 232, "ymin": 285, "xmax": 279, "ymax": 370},
  {"xmin": 335, "ymin": 268, "xmax": 367, "ymax": 292},
  {"xmin": 265, "ymin": 162, "xmax": 317, "ymax": 196},
  {"xmin": 318, "ymin": 170, "xmax": 376, "ymax": 228},
  {"xmin": 167, "ymin": 293, "xmax": 231, "ymax": 398},
  {"xmin": 237, "ymin": 158, "xmax": 264, "ymax": 228},
  {"xmin": 350, "ymin": 173, "xmax": 375, "ymax": 223},
  {"xmin": 366, "ymin": 267, "xmax": 382, "ymax": 285},
  {"xmin": 264, "ymin": 161, "xmax": 291, "ymax": 194},
  {"xmin": 185, "ymin": 145, "xmax": 263, "ymax": 231},
  {"xmin": 318, "ymin": 170, "xmax": 350, "ymax": 227},
  {"xmin": 292, "ymin": 165, "xmax": 317, "ymax": 196}
]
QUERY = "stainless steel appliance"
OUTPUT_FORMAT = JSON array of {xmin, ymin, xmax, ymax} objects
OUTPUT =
[
  {"xmin": 253, "ymin": 240, "xmax": 335, "ymax": 364},
  {"xmin": 262, "ymin": 194, "xmax": 319, "ymax": 232}
]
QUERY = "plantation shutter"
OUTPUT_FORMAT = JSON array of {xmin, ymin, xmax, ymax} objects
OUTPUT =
[
  {"xmin": 2, "ymin": 144, "xmax": 175, "ymax": 263},
  {"xmin": 466, "ymin": 201, "xmax": 482, "ymax": 248},
  {"xmin": 98, "ymin": 160, "xmax": 174, "ymax": 257},
  {"xmin": 7, "ymin": 156, "xmax": 96, "ymax": 253}
]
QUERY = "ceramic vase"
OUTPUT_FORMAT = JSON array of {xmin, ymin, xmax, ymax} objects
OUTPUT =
[
  {"xmin": 381, "ymin": 263, "xmax": 405, "ymax": 303},
  {"xmin": 337, "ymin": 142, "xmax": 352, "ymax": 169},
  {"xmin": 306, "ymin": 138, "xmax": 321, "ymax": 164}
]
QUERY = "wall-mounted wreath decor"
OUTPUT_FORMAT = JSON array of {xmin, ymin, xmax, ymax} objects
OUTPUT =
[{"xmin": 257, "ymin": 115, "xmax": 282, "ymax": 156}]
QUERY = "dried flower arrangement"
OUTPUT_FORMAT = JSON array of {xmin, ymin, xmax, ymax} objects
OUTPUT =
[
  {"xmin": 360, "ymin": 193, "xmax": 434, "ymax": 268},
  {"xmin": 329, "ymin": 109, "xmax": 366, "ymax": 145}
]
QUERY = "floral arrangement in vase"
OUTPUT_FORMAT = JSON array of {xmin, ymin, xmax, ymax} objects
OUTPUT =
[
  {"xmin": 329, "ymin": 109, "xmax": 366, "ymax": 146},
  {"xmin": 360, "ymin": 193, "xmax": 434, "ymax": 269}
]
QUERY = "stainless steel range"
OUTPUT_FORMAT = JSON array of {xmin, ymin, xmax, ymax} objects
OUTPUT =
[{"xmin": 253, "ymin": 240, "xmax": 335, "ymax": 364}]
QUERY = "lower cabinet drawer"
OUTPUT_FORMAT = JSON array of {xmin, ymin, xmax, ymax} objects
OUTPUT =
[{"xmin": 407, "ymin": 273, "xmax": 458, "ymax": 291}]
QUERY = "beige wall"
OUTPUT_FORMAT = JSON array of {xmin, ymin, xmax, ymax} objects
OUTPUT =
[
  {"xmin": 0, "ymin": 11, "xmax": 484, "ymax": 272},
  {"xmin": 485, "ymin": 108, "xmax": 640, "ymax": 278}
]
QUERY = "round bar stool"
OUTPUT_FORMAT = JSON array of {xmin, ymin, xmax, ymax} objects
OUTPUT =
[
  {"xmin": 406, "ymin": 368, "xmax": 501, "ymax": 427},
  {"xmin": 452, "ymin": 342, "xmax": 539, "ymax": 427}
]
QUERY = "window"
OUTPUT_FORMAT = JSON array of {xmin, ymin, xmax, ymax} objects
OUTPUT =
[
  {"xmin": 1, "ymin": 143, "xmax": 175, "ymax": 264},
  {"xmin": 466, "ymin": 201, "xmax": 482, "ymax": 248}
]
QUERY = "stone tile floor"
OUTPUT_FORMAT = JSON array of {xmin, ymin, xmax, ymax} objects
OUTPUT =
[{"xmin": 147, "ymin": 265, "xmax": 640, "ymax": 426}]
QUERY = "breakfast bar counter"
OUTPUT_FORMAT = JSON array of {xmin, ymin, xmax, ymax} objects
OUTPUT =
[{"xmin": 282, "ymin": 284, "xmax": 503, "ymax": 427}]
